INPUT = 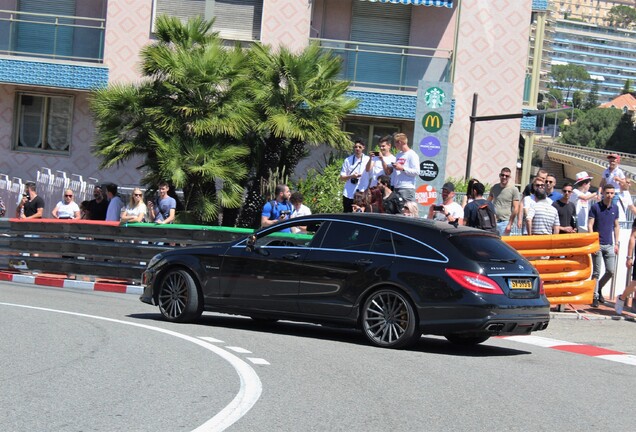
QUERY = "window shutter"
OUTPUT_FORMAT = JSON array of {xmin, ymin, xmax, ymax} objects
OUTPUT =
[
  {"xmin": 212, "ymin": 0, "xmax": 263, "ymax": 41},
  {"xmin": 16, "ymin": 0, "xmax": 76, "ymax": 58},
  {"xmin": 348, "ymin": 1, "xmax": 411, "ymax": 87},
  {"xmin": 154, "ymin": 0, "xmax": 207, "ymax": 24}
]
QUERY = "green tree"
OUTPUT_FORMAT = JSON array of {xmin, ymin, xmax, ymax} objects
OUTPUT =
[
  {"xmin": 572, "ymin": 90, "xmax": 584, "ymax": 109},
  {"xmin": 235, "ymin": 43, "xmax": 358, "ymax": 228},
  {"xmin": 294, "ymin": 156, "xmax": 345, "ymax": 214},
  {"xmin": 622, "ymin": 79, "xmax": 632, "ymax": 95},
  {"xmin": 607, "ymin": 5, "xmax": 636, "ymax": 28},
  {"xmin": 561, "ymin": 107, "xmax": 623, "ymax": 148},
  {"xmin": 90, "ymin": 16, "xmax": 252, "ymax": 223},
  {"xmin": 549, "ymin": 64, "xmax": 590, "ymax": 103},
  {"xmin": 583, "ymin": 81, "xmax": 600, "ymax": 110}
]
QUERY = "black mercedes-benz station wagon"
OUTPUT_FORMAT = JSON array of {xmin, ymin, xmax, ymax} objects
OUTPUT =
[{"xmin": 141, "ymin": 214, "xmax": 550, "ymax": 349}]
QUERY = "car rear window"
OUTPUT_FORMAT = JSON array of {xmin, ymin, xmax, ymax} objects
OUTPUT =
[{"xmin": 449, "ymin": 234, "xmax": 521, "ymax": 262}]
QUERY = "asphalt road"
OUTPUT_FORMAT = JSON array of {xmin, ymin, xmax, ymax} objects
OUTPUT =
[{"xmin": 1, "ymin": 282, "xmax": 635, "ymax": 432}]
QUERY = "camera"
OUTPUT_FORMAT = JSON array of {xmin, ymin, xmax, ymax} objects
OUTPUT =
[
  {"xmin": 371, "ymin": 151, "xmax": 380, "ymax": 157},
  {"xmin": 280, "ymin": 210, "xmax": 291, "ymax": 216},
  {"xmin": 433, "ymin": 205, "xmax": 444, "ymax": 212},
  {"xmin": 350, "ymin": 178, "xmax": 359, "ymax": 184}
]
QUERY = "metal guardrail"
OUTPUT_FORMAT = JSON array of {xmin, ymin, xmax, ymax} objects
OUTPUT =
[
  {"xmin": 310, "ymin": 37, "xmax": 453, "ymax": 91},
  {"xmin": 0, "ymin": 9, "xmax": 105, "ymax": 63}
]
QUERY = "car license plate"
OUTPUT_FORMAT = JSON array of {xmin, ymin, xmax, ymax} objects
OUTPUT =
[{"xmin": 509, "ymin": 279, "xmax": 532, "ymax": 290}]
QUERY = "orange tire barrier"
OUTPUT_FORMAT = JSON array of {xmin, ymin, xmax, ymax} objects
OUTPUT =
[{"xmin": 503, "ymin": 233, "xmax": 600, "ymax": 306}]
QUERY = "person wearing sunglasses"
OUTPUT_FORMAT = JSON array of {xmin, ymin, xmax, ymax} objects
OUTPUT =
[
  {"xmin": 552, "ymin": 183, "xmax": 577, "ymax": 234},
  {"xmin": 488, "ymin": 167, "xmax": 520, "ymax": 236},
  {"xmin": 120, "ymin": 188, "xmax": 147, "ymax": 224},
  {"xmin": 51, "ymin": 189, "xmax": 80, "ymax": 220}
]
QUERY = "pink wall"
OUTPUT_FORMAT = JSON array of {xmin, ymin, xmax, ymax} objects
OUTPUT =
[
  {"xmin": 103, "ymin": 0, "xmax": 153, "ymax": 84},
  {"xmin": 311, "ymin": 0, "xmax": 352, "ymax": 41},
  {"xmin": 261, "ymin": 0, "xmax": 312, "ymax": 51},
  {"xmin": 447, "ymin": 0, "xmax": 531, "ymax": 184}
]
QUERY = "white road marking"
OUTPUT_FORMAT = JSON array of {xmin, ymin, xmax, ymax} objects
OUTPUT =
[
  {"xmin": 0, "ymin": 302, "xmax": 262, "ymax": 432},
  {"xmin": 226, "ymin": 346, "xmax": 252, "ymax": 354},
  {"xmin": 199, "ymin": 336, "xmax": 225, "ymax": 343},
  {"xmin": 247, "ymin": 358, "xmax": 270, "ymax": 365},
  {"xmin": 503, "ymin": 335, "xmax": 580, "ymax": 348}
]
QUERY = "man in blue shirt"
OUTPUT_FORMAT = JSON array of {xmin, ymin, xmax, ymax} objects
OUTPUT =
[
  {"xmin": 588, "ymin": 183, "xmax": 620, "ymax": 307},
  {"xmin": 261, "ymin": 184, "xmax": 293, "ymax": 230}
]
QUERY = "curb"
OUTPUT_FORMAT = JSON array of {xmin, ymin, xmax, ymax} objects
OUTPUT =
[{"xmin": 0, "ymin": 271, "xmax": 142, "ymax": 296}]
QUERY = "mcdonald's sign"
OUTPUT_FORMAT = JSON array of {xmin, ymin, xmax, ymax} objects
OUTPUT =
[{"xmin": 422, "ymin": 112, "xmax": 443, "ymax": 132}]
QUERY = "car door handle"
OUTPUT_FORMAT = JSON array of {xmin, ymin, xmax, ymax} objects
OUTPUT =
[
  {"xmin": 355, "ymin": 258, "xmax": 373, "ymax": 266},
  {"xmin": 283, "ymin": 253, "xmax": 302, "ymax": 260}
]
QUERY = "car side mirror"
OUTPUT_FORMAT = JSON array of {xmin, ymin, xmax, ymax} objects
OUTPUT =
[{"xmin": 246, "ymin": 235, "xmax": 257, "ymax": 252}]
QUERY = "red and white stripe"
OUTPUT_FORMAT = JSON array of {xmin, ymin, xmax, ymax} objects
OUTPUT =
[
  {"xmin": 0, "ymin": 271, "xmax": 142, "ymax": 295},
  {"xmin": 502, "ymin": 335, "xmax": 636, "ymax": 366}
]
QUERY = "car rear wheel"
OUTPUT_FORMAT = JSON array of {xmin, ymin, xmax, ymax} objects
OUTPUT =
[
  {"xmin": 445, "ymin": 334, "xmax": 491, "ymax": 346},
  {"xmin": 361, "ymin": 289, "xmax": 419, "ymax": 349},
  {"xmin": 157, "ymin": 269, "xmax": 203, "ymax": 323}
]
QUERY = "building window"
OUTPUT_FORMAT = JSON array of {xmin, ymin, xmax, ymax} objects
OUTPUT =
[
  {"xmin": 153, "ymin": 0, "xmax": 263, "ymax": 41},
  {"xmin": 13, "ymin": 93, "xmax": 73, "ymax": 153},
  {"xmin": 344, "ymin": 122, "xmax": 401, "ymax": 148}
]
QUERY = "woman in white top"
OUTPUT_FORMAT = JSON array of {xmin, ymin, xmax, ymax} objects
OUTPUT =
[
  {"xmin": 571, "ymin": 172, "xmax": 595, "ymax": 232},
  {"xmin": 120, "ymin": 188, "xmax": 147, "ymax": 224},
  {"xmin": 51, "ymin": 189, "xmax": 81, "ymax": 219}
]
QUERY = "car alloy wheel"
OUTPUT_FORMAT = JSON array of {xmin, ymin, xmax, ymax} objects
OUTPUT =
[
  {"xmin": 362, "ymin": 289, "xmax": 418, "ymax": 349},
  {"xmin": 158, "ymin": 269, "xmax": 202, "ymax": 323}
]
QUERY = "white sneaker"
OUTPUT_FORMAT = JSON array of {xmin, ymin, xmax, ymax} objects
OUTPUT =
[{"xmin": 615, "ymin": 296, "xmax": 625, "ymax": 315}]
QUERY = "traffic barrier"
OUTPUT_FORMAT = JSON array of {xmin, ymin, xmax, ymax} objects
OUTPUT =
[{"xmin": 503, "ymin": 233, "xmax": 600, "ymax": 305}]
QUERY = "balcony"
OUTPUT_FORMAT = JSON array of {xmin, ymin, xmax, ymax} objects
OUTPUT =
[
  {"xmin": 310, "ymin": 37, "xmax": 453, "ymax": 93},
  {"xmin": 0, "ymin": 9, "xmax": 105, "ymax": 63}
]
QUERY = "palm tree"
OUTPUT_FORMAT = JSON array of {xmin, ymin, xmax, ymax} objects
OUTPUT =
[
  {"xmin": 235, "ymin": 43, "xmax": 358, "ymax": 228},
  {"xmin": 90, "ymin": 15, "xmax": 252, "ymax": 223}
]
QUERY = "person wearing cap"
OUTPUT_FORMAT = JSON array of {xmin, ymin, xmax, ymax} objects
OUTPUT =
[
  {"xmin": 571, "ymin": 171, "xmax": 595, "ymax": 233},
  {"xmin": 599, "ymin": 153, "xmax": 625, "ymax": 195},
  {"xmin": 428, "ymin": 182, "xmax": 463, "ymax": 226},
  {"xmin": 488, "ymin": 167, "xmax": 520, "ymax": 236}
]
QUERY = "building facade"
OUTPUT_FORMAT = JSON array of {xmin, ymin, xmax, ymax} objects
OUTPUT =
[{"xmin": 0, "ymin": 0, "xmax": 535, "ymax": 191}]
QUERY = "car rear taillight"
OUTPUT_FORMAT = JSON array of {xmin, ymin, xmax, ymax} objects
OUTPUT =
[
  {"xmin": 445, "ymin": 269, "xmax": 504, "ymax": 295},
  {"xmin": 539, "ymin": 279, "xmax": 545, "ymax": 295}
]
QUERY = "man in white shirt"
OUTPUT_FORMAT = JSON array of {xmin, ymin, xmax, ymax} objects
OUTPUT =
[
  {"xmin": 387, "ymin": 133, "xmax": 420, "ymax": 203},
  {"xmin": 428, "ymin": 182, "xmax": 463, "ymax": 226},
  {"xmin": 364, "ymin": 135, "xmax": 395, "ymax": 188},
  {"xmin": 105, "ymin": 183, "xmax": 124, "ymax": 222},
  {"xmin": 617, "ymin": 179, "xmax": 636, "ymax": 222},
  {"xmin": 340, "ymin": 140, "xmax": 370, "ymax": 213}
]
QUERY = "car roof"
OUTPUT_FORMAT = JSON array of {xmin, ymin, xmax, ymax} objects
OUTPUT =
[{"xmin": 289, "ymin": 213, "xmax": 493, "ymax": 236}]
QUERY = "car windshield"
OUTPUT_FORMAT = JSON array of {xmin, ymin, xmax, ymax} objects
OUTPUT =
[{"xmin": 449, "ymin": 234, "xmax": 521, "ymax": 263}]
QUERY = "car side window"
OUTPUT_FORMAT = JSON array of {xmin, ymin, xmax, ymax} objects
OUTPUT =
[
  {"xmin": 392, "ymin": 233, "xmax": 444, "ymax": 261},
  {"xmin": 255, "ymin": 221, "xmax": 321, "ymax": 248},
  {"xmin": 371, "ymin": 230, "xmax": 395, "ymax": 255},
  {"xmin": 319, "ymin": 221, "xmax": 377, "ymax": 252}
]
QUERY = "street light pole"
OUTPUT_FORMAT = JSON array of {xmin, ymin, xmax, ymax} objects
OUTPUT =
[{"xmin": 543, "ymin": 92, "xmax": 559, "ymax": 138}]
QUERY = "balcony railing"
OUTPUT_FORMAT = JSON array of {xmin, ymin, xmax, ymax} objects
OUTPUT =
[
  {"xmin": 0, "ymin": 9, "xmax": 105, "ymax": 63},
  {"xmin": 310, "ymin": 37, "xmax": 453, "ymax": 92}
]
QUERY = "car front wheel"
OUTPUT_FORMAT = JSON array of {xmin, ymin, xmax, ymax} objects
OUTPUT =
[
  {"xmin": 361, "ymin": 289, "xmax": 419, "ymax": 349},
  {"xmin": 157, "ymin": 268, "xmax": 203, "ymax": 323}
]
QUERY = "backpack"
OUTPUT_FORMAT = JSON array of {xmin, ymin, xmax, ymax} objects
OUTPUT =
[{"xmin": 474, "ymin": 201, "xmax": 498, "ymax": 233}]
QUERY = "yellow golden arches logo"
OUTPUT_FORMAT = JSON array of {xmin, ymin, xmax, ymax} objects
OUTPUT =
[{"xmin": 422, "ymin": 112, "xmax": 443, "ymax": 133}]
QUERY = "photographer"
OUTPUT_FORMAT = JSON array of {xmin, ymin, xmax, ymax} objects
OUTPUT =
[
  {"xmin": 428, "ymin": 182, "xmax": 463, "ymax": 226},
  {"xmin": 261, "ymin": 184, "xmax": 294, "ymax": 231},
  {"xmin": 15, "ymin": 182, "xmax": 44, "ymax": 219},
  {"xmin": 340, "ymin": 139, "xmax": 370, "ymax": 213}
]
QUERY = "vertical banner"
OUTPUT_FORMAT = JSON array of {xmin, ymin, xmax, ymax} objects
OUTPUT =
[{"xmin": 413, "ymin": 81, "xmax": 453, "ymax": 214}]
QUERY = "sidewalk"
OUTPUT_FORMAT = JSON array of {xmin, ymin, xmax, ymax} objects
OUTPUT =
[{"xmin": 550, "ymin": 301, "xmax": 636, "ymax": 321}]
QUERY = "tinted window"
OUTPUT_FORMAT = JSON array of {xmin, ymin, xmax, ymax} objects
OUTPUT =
[
  {"xmin": 255, "ymin": 221, "xmax": 323, "ymax": 248},
  {"xmin": 392, "ymin": 233, "xmax": 445, "ymax": 261},
  {"xmin": 320, "ymin": 222, "xmax": 377, "ymax": 252},
  {"xmin": 371, "ymin": 230, "xmax": 395, "ymax": 255},
  {"xmin": 449, "ymin": 235, "xmax": 521, "ymax": 261}
]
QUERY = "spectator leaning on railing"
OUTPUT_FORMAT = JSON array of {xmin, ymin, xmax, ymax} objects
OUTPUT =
[
  {"xmin": 15, "ymin": 182, "xmax": 44, "ymax": 219},
  {"xmin": 148, "ymin": 181, "xmax": 176, "ymax": 224},
  {"xmin": 51, "ymin": 189, "xmax": 80, "ymax": 220}
]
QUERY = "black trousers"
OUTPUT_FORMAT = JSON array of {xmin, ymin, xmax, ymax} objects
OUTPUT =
[{"xmin": 342, "ymin": 196, "xmax": 353, "ymax": 213}]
